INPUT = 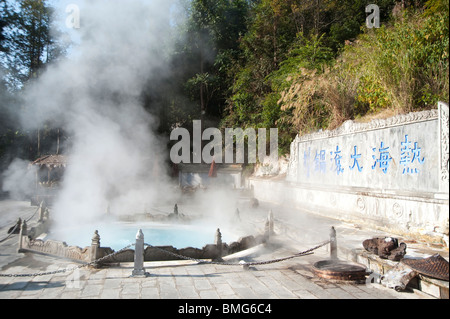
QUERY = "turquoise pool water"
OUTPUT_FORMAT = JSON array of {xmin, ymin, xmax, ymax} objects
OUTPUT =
[{"xmin": 48, "ymin": 222, "xmax": 236, "ymax": 251}]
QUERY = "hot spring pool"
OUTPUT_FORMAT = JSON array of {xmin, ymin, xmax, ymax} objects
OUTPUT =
[{"xmin": 48, "ymin": 222, "xmax": 237, "ymax": 251}]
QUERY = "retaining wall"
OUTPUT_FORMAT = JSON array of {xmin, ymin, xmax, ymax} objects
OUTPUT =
[{"xmin": 250, "ymin": 102, "xmax": 449, "ymax": 244}]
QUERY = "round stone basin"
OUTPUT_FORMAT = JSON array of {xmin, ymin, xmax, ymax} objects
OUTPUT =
[{"xmin": 48, "ymin": 222, "xmax": 238, "ymax": 251}]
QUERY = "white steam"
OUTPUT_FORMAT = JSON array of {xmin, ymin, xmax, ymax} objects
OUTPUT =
[
  {"xmin": 1, "ymin": 159, "xmax": 36, "ymax": 200},
  {"xmin": 15, "ymin": 0, "xmax": 181, "ymax": 227},
  {"xmin": 1, "ymin": 0, "xmax": 256, "ymax": 248}
]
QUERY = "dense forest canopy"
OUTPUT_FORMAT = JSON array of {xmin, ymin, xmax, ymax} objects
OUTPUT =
[{"xmin": 0, "ymin": 0, "xmax": 448, "ymax": 175}]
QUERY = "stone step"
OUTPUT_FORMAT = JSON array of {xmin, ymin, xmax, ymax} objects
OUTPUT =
[{"xmin": 342, "ymin": 247, "xmax": 449, "ymax": 299}]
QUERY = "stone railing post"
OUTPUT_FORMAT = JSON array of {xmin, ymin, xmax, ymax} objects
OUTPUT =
[
  {"xmin": 264, "ymin": 210, "xmax": 274, "ymax": 241},
  {"xmin": 90, "ymin": 230, "xmax": 100, "ymax": 266},
  {"xmin": 214, "ymin": 228, "xmax": 223, "ymax": 261},
  {"xmin": 235, "ymin": 208, "xmax": 241, "ymax": 222},
  {"xmin": 17, "ymin": 220, "xmax": 27, "ymax": 253},
  {"xmin": 38, "ymin": 201, "xmax": 45, "ymax": 222},
  {"xmin": 132, "ymin": 229, "xmax": 147, "ymax": 277},
  {"xmin": 330, "ymin": 226, "xmax": 337, "ymax": 260}
]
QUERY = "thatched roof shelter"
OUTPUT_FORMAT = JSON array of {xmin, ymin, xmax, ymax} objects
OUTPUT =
[
  {"xmin": 30, "ymin": 155, "xmax": 68, "ymax": 169},
  {"xmin": 28, "ymin": 155, "xmax": 67, "ymax": 205}
]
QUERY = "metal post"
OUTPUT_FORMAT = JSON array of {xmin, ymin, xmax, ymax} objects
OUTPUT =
[
  {"xmin": 132, "ymin": 229, "xmax": 148, "ymax": 277},
  {"xmin": 330, "ymin": 226, "xmax": 337, "ymax": 260}
]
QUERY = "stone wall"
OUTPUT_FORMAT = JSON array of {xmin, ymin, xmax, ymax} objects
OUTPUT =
[{"xmin": 250, "ymin": 102, "xmax": 449, "ymax": 244}]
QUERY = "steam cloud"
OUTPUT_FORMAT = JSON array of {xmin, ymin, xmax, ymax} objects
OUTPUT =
[
  {"xmin": 1, "ymin": 0, "xmax": 257, "ymax": 248},
  {"xmin": 4, "ymin": 0, "xmax": 181, "ymax": 227}
]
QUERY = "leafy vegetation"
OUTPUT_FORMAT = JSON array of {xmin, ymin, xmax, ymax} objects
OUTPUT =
[
  {"xmin": 1, "ymin": 0, "xmax": 66, "ymax": 172},
  {"xmin": 223, "ymin": 0, "xmax": 448, "ymax": 153},
  {"xmin": 0, "ymin": 0, "xmax": 448, "ymax": 169}
]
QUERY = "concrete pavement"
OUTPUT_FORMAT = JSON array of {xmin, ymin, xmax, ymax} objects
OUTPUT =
[{"xmin": 0, "ymin": 199, "xmax": 446, "ymax": 300}]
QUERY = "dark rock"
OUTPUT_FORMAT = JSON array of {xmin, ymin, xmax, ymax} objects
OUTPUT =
[
  {"xmin": 202, "ymin": 244, "xmax": 220, "ymax": 259},
  {"xmin": 388, "ymin": 242, "xmax": 407, "ymax": 261},
  {"xmin": 239, "ymin": 236, "xmax": 256, "ymax": 249},
  {"xmin": 363, "ymin": 237, "xmax": 407, "ymax": 261},
  {"xmin": 228, "ymin": 241, "xmax": 242, "ymax": 254}
]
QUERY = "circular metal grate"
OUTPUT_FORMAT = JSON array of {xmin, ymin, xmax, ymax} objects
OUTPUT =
[{"xmin": 312, "ymin": 260, "xmax": 369, "ymax": 283}]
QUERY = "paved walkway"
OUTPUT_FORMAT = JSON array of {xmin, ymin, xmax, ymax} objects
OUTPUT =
[{"xmin": 0, "ymin": 199, "xmax": 445, "ymax": 300}]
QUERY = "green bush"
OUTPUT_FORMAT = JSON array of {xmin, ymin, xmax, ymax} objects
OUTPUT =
[{"xmin": 346, "ymin": 7, "xmax": 448, "ymax": 114}]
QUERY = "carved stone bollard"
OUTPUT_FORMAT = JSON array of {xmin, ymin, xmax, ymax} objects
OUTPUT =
[
  {"xmin": 38, "ymin": 201, "xmax": 45, "ymax": 222},
  {"xmin": 268, "ymin": 210, "xmax": 274, "ymax": 234},
  {"xmin": 132, "ymin": 229, "xmax": 148, "ymax": 277},
  {"xmin": 234, "ymin": 208, "xmax": 241, "ymax": 222},
  {"xmin": 330, "ymin": 226, "xmax": 337, "ymax": 260},
  {"xmin": 17, "ymin": 220, "xmax": 27, "ymax": 253},
  {"xmin": 214, "ymin": 228, "xmax": 223, "ymax": 261},
  {"xmin": 90, "ymin": 230, "xmax": 101, "ymax": 267},
  {"xmin": 264, "ymin": 210, "xmax": 274, "ymax": 241},
  {"xmin": 43, "ymin": 208, "xmax": 50, "ymax": 221}
]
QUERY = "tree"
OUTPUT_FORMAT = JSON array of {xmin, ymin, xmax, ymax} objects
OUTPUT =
[
  {"xmin": 224, "ymin": 0, "xmax": 301, "ymax": 131},
  {"xmin": 0, "ymin": 0, "xmax": 9, "ymax": 53},
  {"xmin": 180, "ymin": 0, "xmax": 249, "ymax": 117},
  {"xmin": 0, "ymin": 0, "xmax": 64, "ymax": 90},
  {"xmin": 0, "ymin": 0, "xmax": 66, "ymax": 161}
]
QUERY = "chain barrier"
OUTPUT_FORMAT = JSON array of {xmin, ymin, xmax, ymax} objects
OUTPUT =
[
  {"xmin": 0, "ymin": 244, "xmax": 134, "ymax": 278},
  {"xmin": 144, "ymin": 240, "xmax": 331, "ymax": 267},
  {"xmin": 0, "ymin": 225, "xmax": 18, "ymax": 244},
  {"xmin": 0, "ymin": 237, "xmax": 331, "ymax": 277},
  {"xmin": 0, "ymin": 205, "xmax": 40, "ymax": 244}
]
